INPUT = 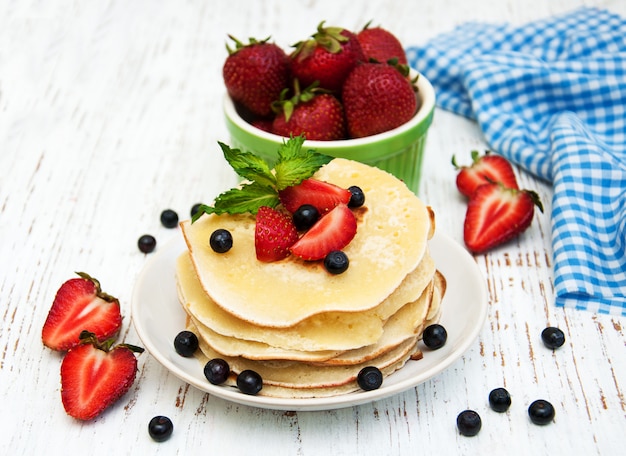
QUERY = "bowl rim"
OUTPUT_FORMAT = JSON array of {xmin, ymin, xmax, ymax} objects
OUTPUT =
[{"xmin": 223, "ymin": 69, "xmax": 436, "ymax": 149}]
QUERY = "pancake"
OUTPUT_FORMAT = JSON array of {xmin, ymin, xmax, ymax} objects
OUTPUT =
[
  {"xmin": 191, "ymin": 329, "xmax": 418, "ymax": 398},
  {"xmin": 176, "ymin": 249, "xmax": 436, "ymax": 352},
  {"xmin": 181, "ymin": 158, "xmax": 432, "ymax": 327},
  {"xmin": 184, "ymin": 272, "xmax": 440, "ymax": 364},
  {"xmin": 189, "ymin": 318, "xmax": 420, "ymax": 390}
]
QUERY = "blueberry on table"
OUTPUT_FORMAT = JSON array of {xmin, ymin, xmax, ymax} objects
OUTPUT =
[
  {"xmin": 488, "ymin": 387, "xmax": 512, "ymax": 412},
  {"xmin": 204, "ymin": 358, "xmax": 230, "ymax": 385},
  {"xmin": 173, "ymin": 330, "xmax": 199, "ymax": 357},
  {"xmin": 457, "ymin": 410, "xmax": 482, "ymax": 436},
  {"xmin": 528, "ymin": 399, "xmax": 555, "ymax": 425},
  {"xmin": 160, "ymin": 209, "xmax": 179, "ymax": 228},
  {"xmin": 541, "ymin": 326, "xmax": 565, "ymax": 349},
  {"xmin": 357, "ymin": 366, "xmax": 383, "ymax": 391},
  {"xmin": 190, "ymin": 203, "xmax": 202, "ymax": 218},
  {"xmin": 237, "ymin": 369, "xmax": 263, "ymax": 395},
  {"xmin": 138, "ymin": 234, "xmax": 157, "ymax": 253},
  {"xmin": 422, "ymin": 324, "xmax": 447, "ymax": 349},
  {"xmin": 148, "ymin": 415, "xmax": 173, "ymax": 442},
  {"xmin": 210, "ymin": 229, "xmax": 233, "ymax": 253}
]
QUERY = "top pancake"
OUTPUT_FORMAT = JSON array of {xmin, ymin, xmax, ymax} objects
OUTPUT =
[{"xmin": 181, "ymin": 158, "xmax": 432, "ymax": 327}]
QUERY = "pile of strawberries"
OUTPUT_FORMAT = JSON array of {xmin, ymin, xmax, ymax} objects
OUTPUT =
[
  {"xmin": 42, "ymin": 272, "xmax": 143, "ymax": 421},
  {"xmin": 223, "ymin": 22, "xmax": 417, "ymax": 140},
  {"xmin": 452, "ymin": 151, "xmax": 543, "ymax": 254},
  {"xmin": 255, "ymin": 179, "xmax": 358, "ymax": 263}
]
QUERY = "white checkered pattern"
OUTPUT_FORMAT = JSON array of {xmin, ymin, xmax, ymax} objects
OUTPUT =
[{"xmin": 407, "ymin": 7, "xmax": 626, "ymax": 315}]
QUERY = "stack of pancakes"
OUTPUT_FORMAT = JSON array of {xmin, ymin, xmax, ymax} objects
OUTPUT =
[{"xmin": 176, "ymin": 158, "xmax": 446, "ymax": 398}]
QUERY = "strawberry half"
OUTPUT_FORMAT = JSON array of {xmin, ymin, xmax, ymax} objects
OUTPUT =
[
  {"xmin": 255, "ymin": 206, "xmax": 299, "ymax": 262},
  {"xmin": 290, "ymin": 204, "xmax": 357, "ymax": 260},
  {"xmin": 279, "ymin": 178, "xmax": 351, "ymax": 214},
  {"xmin": 463, "ymin": 183, "xmax": 543, "ymax": 254},
  {"xmin": 452, "ymin": 150, "xmax": 519, "ymax": 197},
  {"xmin": 60, "ymin": 331, "xmax": 143, "ymax": 421},
  {"xmin": 42, "ymin": 272, "xmax": 122, "ymax": 351}
]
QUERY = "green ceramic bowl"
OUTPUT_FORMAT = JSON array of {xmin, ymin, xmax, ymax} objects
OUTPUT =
[{"xmin": 223, "ymin": 72, "xmax": 436, "ymax": 194}]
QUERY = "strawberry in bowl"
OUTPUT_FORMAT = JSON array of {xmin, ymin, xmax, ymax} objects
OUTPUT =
[{"xmin": 221, "ymin": 22, "xmax": 436, "ymax": 195}]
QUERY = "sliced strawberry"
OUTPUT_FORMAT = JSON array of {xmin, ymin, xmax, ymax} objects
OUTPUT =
[
  {"xmin": 60, "ymin": 331, "xmax": 143, "ymax": 421},
  {"xmin": 452, "ymin": 150, "xmax": 519, "ymax": 197},
  {"xmin": 279, "ymin": 178, "xmax": 351, "ymax": 214},
  {"xmin": 42, "ymin": 272, "xmax": 122, "ymax": 351},
  {"xmin": 290, "ymin": 204, "xmax": 357, "ymax": 260},
  {"xmin": 463, "ymin": 183, "xmax": 543, "ymax": 254},
  {"xmin": 255, "ymin": 206, "xmax": 299, "ymax": 262}
]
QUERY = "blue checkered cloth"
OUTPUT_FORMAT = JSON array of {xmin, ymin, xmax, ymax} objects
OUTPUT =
[{"xmin": 407, "ymin": 7, "xmax": 626, "ymax": 316}]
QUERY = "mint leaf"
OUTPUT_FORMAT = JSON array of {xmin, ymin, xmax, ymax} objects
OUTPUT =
[
  {"xmin": 274, "ymin": 136, "xmax": 333, "ymax": 190},
  {"xmin": 193, "ymin": 136, "xmax": 333, "ymax": 221},
  {"xmin": 193, "ymin": 182, "xmax": 279, "ymax": 219},
  {"xmin": 219, "ymin": 142, "xmax": 276, "ymax": 188}
]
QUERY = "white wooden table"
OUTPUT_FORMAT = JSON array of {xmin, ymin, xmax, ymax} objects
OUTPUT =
[{"xmin": 2, "ymin": 0, "xmax": 625, "ymax": 454}]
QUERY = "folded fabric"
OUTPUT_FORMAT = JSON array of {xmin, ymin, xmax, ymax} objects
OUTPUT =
[{"xmin": 406, "ymin": 7, "xmax": 626, "ymax": 316}]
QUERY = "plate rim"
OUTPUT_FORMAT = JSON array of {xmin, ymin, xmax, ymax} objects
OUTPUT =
[{"xmin": 131, "ymin": 230, "xmax": 488, "ymax": 411}]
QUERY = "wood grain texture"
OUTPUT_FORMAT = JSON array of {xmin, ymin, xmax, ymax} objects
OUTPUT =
[{"xmin": 1, "ymin": 0, "xmax": 625, "ymax": 454}]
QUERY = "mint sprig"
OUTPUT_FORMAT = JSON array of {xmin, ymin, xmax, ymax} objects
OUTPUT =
[{"xmin": 192, "ymin": 136, "xmax": 332, "ymax": 221}]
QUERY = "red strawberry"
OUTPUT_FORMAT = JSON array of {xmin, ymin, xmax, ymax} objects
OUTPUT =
[
  {"xmin": 42, "ymin": 272, "xmax": 122, "ymax": 351},
  {"xmin": 357, "ymin": 23, "xmax": 408, "ymax": 64},
  {"xmin": 463, "ymin": 183, "xmax": 543, "ymax": 254},
  {"xmin": 290, "ymin": 22, "xmax": 365, "ymax": 93},
  {"xmin": 290, "ymin": 204, "xmax": 357, "ymax": 260},
  {"xmin": 255, "ymin": 206, "xmax": 299, "ymax": 262},
  {"xmin": 342, "ymin": 62, "xmax": 417, "ymax": 138},
  {"xmin": 223, "ymin": 36, "xmax": 290, "ymax": 118},
  {"xmin": 279, "ymin": 178, "xmax": 351, "ymax": 214},
  {"xmin": 60, "ymin": 331, "xmax": 143, "ymax": 421},
  {"xmin": 272, "ymin": 81, "xmax": 346, "ymax": 140},
  {"xmin": 452, "ymin": 150, "xmax": 519, "ymax": 197}
]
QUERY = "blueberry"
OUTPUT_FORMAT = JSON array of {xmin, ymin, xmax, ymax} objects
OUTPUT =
[
  {"xmin": 489, "ymin": 387, "xmax": 512, "ymax": 412},
  {"xmin": 528, "ymin": 399, "xmax": 555, "ymax": 425},
  {"xmin": 204, "ymin": 358, "xmax": 230, "ymax": 385},
  {"xmin": 173, "ymin": 330, "xmax": 198, "ymax": 357},
  {"xmin": 160, "ymin": 209, "xmax": 179, "ymax": 228},
  {"xmin": 292, "ymin": 204, "xmax": 320, "ymax": 231},
  {"xmin": 138, "ymin": 234, "xmax": 157, "ymax": 253},
  {"xmin": 324, "ymin": 250, "xmax": 349, "ymax": 274},
  {"xmin": 148, "ymin": 416, "xmax": 173, "ymax": 442},
  {"xmin": 457, "ymin": 410, "xmax": 481, "ymax": 436},
  {"xmin": 541, "ymin": 327, "xmax": 565, "ymax": 349},
  {"xmin": 190, "ymin": 203, "xmax": 202, "ymax": 218},
  {"xmin": 236, "ymin": 370, "xmax": 263, "ymax": 395},
  {"xmin": 209, "ymin": 229, "xmax": 233, "ymax": 253},
  {"xmin": 422, "ymin": 324, "xmax": 447, "ymax": 349},
  {"xmin": 348, "ymin": 186, "xmax": 365, "ymax": 208},
  {"xmin": 357, "ymin": 366, "xmax": 383, "ymax": 391}
]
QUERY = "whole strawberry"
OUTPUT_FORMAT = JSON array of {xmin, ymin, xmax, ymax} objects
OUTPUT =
[
  {"xmin": 42, "ymin": 272, "xmax": 122, "ymax": 351},
  {"xmin": 342, "ymin": 62, "xmax": 417, "ymax": 138},
  {"xmin": 357, "ymin": 22, "xmax": 408, "ymax": 64},
  {"xmin": 272, "ymin": 81, "xmax": 346, "ymax": 141},
  {"xmin": 223, "ymin": 36, "xmax": 290, "ymax": 118},
  {"xmin": 60, "ymin": 331, "xmax": 143, "ymax": 420},
  {"xmin": 290, "ymin": 22, "xmax": 365, "ymax": 93},
  {"xmin": 463, "ymin": 183, "xmax": 543, "ymax": 254}
]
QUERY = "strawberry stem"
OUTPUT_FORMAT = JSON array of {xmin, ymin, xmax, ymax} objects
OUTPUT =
[{"xmin": 78, "ymin": 330, "xmax": 145, "ymax": 354}]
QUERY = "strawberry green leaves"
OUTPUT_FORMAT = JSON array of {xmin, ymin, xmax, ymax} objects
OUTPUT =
[{"xmin": 192, "ymin": 136, "xmax": 332, "ymax": 220}]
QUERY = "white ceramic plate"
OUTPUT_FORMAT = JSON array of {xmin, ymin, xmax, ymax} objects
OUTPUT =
[{"xmin": 131, "ymin": 231, "xmax": 488, "ymax": 411}]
